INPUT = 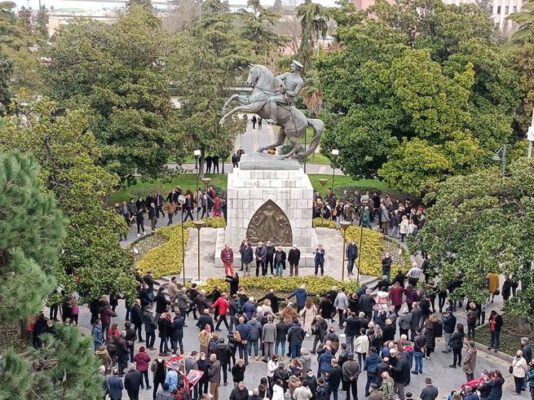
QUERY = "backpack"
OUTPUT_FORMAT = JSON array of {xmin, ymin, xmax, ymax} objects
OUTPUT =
[{"xmin": 316, "ymin": 386, "xmax": 329, "ymax": 400}]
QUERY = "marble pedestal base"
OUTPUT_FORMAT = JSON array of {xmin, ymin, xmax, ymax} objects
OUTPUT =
[{"xmin": 215, "ymin": 166, "xmax": 318, "ymax": 267}]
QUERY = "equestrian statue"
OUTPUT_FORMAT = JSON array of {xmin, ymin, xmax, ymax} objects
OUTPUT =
[{"xmin": 219, "ymin": 61, "xmax": 324, "ymax": 159}]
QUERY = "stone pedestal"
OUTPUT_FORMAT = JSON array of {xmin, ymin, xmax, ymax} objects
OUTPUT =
[{"xmin": 215, "ymin": 155, "xmax": 318, "ymax": 267}]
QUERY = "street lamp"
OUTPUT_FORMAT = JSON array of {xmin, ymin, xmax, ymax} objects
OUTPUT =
[
  {"xmin": 318, "ymin": 178, "xmax": 328, "ymax": 225},
  {"xmin": 331, "ymin": 149, "xmax": 339, "ymax": 197},
  {"xmin": 201, "ymin": 177, "xmax": 212, "ymax": 218},
  {"xmin": 194, "ymin": 149, "xmax": 201, "ymax": 200},
  {"xmin": 492, "ymin": 145, "xmax": 507, "ymax": 184},
  {"xmin": 356, "ymin": 226, "xmax": 364, "ymax": 284},
  {"xmin": 193, "ymin": 220, "xmax": 205, "ymax": 280},
  {"xmin": 527, "ymin": 109, "xmax": 534, "ymax": 158},
  {"xmin": 339, "ymin": 221, "xmax": 351, "ymax": 281},
  {"xmin": 178, "ymin": 195, "xmax": 186, "ymax": 284}
]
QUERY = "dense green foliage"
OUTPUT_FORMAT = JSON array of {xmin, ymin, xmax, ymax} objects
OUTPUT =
[
  {"xmin": 0, "ymin": 97, "xmax": 135, "ymax": 302},
  {"xmin": 318, "ymin": 0, "xmax": 520, "ymax": 194},
  {"xmin": 0, "ymin": 152, "xmax": 65, "ymax": 322},
  {"xmin": 169, "ymin": 0, "xmax": 250, "ymax": 171},
  {"xmin": 296, "ymin": 0, "xmax": 329, "ymax": 69},
  {"xmin": 42, "ymin": 5, "xmax": 175, "ymax": 180},
  {"xmin": 413, "ymin": 157, "xmax": 534, "ymax": 320}
]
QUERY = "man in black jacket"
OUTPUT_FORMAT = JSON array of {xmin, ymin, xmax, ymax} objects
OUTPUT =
[
  {"xmin": 326, "ymin": 359, "xmax": 342, "ymax": 400},
  {"xmin": 124, "ymin": 364, "xmax": 143, "ymax": 400},
  {"xmin": 215, "ymin": 337, "xmax": 232, "ymax": 385},
  {"xmin": 255, "ymin": 242, "xmax": 267, "ymax": 277},
  {"xmin": 257, "ymin": 290, "xmax": 285, "ymax": 314},
  {"xmin": 358, "ymin": 289, "xmax": 375, "ymax": 321},
  {"xmin": 390, "ymin": 350, "xmax": 410, "ymax": 400},
  {"xmin": 344, "ymin": 313, "xmax": 360, "ymax": 354},
  {"xmin": 265, "ymin": 241, "xmax": 275, "ymax": 275},
  {"xmin": 288, "ymin": 245, "xmax": 301, "ymax": 276}
]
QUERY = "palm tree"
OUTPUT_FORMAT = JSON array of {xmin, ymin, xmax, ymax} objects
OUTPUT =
[
  {"xmin": 300, "ymin": 68, "xmax": 323, "ymax": 117},
  {"xmin": 296, "ymin": 0, "xmax": 329, "ymax": 68}
]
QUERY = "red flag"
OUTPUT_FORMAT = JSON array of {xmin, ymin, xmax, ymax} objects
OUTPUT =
[
  {"xmin": 165, "ymin": 355, "xmax": 184, "ymax": 372},
  {"xmin": 185, "ymin": 369, "xmax": 204, "ymax": 387}
]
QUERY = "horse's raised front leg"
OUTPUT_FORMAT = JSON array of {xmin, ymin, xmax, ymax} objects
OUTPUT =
[
  {"xmin": 222, "ymin": 94, "xmax": 239, "ymax": 112},
  {"xmin": 258, "ymin": 126, "xmax": 286, "ymax": 153},
  {"xmin": 219, "ymin": 104, "xmax": 260, "ymax": 126}
]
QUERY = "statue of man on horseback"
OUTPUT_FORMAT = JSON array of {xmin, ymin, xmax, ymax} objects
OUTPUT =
[
  {"xmin": 268, "ymin": 60, "xmax": 304, "ymax": 124},
  {"xmin": 219, "ymin": 62, "xmax": 324, "ymax": 160}
]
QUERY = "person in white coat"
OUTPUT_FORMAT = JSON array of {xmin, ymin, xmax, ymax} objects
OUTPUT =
[
  {"xmin": 271, "ymin": 379, "xmax": 285, "ymax": 400},
  {"xmin": 354, "ymin": 328, "xmax": 370, "ymax": 367}
]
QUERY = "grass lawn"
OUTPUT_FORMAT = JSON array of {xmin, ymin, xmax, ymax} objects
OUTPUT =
[
  {"xmin": 475, "ymin": 325, "xmax": 525, "ymax": 357},
  {"xmin": 111, "ymin": 173, "xmax": 390, "ymax": 203},
  {"xmin": 111, "ymin": 174, "xmax": 228, "ymax": 203}
]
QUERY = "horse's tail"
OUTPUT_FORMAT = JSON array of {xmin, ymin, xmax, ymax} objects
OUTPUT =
[{"xmin": 300, "ymin": 118, "xmax": 324, "ymax": 157}]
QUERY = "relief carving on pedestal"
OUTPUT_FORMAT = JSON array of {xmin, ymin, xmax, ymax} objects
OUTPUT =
[{"xmin": 246, "ymin": 200, "xmax": 292, "ymax": 246}]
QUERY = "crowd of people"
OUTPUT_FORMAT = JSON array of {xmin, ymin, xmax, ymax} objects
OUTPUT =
[
  {"xmin": 313, "ymin": 189, "xmax": 426, "ymax": 240},
  {"xmin": 113, "ymin": 186, "xmax": 227, "ymax": 238},
  {"xmin": 75, "ymin": 266, "xmax": 534, "ymax": 400}
]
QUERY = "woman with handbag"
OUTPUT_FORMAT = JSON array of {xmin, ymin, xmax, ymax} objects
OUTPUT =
[{"xmin": 512, "ymin": 350, "xmax": 528, "ymax": 394}]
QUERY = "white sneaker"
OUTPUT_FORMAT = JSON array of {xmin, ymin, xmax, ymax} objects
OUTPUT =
[{"xmin": 137, "ymin": 233, "xmax": 141, "ymax": 237}]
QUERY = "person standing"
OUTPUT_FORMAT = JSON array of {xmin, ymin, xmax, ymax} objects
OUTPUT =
[
  {"xmin": 314, "ymin": 244, "xmax": 326, "ymax": 277},
  {"xmin": 107, "ymin": 368, "xmax": 124, "ymax": 400},
  {"xmin": 255, "ymin": 242, "xmax": 267, "ymax": 277},
  {"xmin": 526, "ymin": 361, "xmax": 534, "ymax": 400},
  {"xmin": 512, "ymin": 350, "xmax": 528, "ymax": 395},
  {"xmin": 419, "ymin": 377, "xmax": 439, "ymax": 400},
  {"xmin": 334, "ymin": 288, "xmax": 349, "ymax": 329},
  {"xmin": 151, "ymin": 358, "xmax": 167, "ymax": 400},
  {"xmin": 251, "ymin": 115, "xmax": 257, "ymax": 129},
  {"xmin": 124, "ymin": 364, "xmax": 143, "ymax": 400},
  {"xmin": 346, "ymin": 241, "xmax": 358, "ymax": 277},
  {"xmin": 215, "ymin": 337, "xmax": 231, "ymax": 386},
  {"xmin": 212, "ymin": 293, "xmax": 230, "ymax": 331},
  {"xmin": 449, "ymin": 323, "xmax": 465, "ymax": 368},
  {"xmin": 288, "ymin": 245, "xmax": 301, "ymax": 276},
  {"xmin": 462, "ymin": 340, "xmax": 477, "ymax": 381},
  {"xmin": 488, "ymin": 310, "xmax": 503, "ymax": 352},
  {"xmin": 441, "ymin": 311, "xmax": 456, "ymax": 353},
  {"xmin": 262, "ymin": 315, "xmax": 276, "ymax": 361},
  {"xmin": 341, "ymin": 353, "xmax": 360, "ymax": 400},
  {"xmin": 326, "ymin": 359, "xmax": 342, "ymax": 400},
  {"xmin": 274, "ymin": 246, "xmax": 286, "ymax": 276},
  {"xmin": 381, "ymin": 253, "xmax": 392, "ymax": 280},
  {"xmin": 265, "ymin": 241, "xmax": 275, "ymax": 275},
  {"xmin": 288, "ymin": 318, "xmax": 306, "ymax": 358},
  {"xmin": 220, "ymin": 244, "xmax": 234, "ymax": 277},
  {"xmin": 241, "ymin": 241, "xmax": 253, "ymax": 277},
  {"xmin": 134, "ymin": 346, "xmax": 151, "ymax": 390},
  {"xmin": 208, "ymin": 353, "xmax": 221, "ymax": 400}
]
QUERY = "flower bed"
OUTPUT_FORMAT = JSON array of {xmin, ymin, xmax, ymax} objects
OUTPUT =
[
  {"xmin": 312, "ymin": 218, "xmax": 337, "ymax": 229},
  {"xmin": 134, "ymin": 217, "xmax": 226, "ymax": 277},
  {"xmin": 204, "ymin": 276, "xmax": 358, "ymax": 296}
]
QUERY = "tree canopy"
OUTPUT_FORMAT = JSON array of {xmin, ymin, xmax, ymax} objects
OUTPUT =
[
  {"xmin": 317, "ymin": 0, "xmax": 520, "ymax": 195},
  {"xmin": 413, "ymin": 157, "xmax": 534, "ymax": 321},
  {"xmin": 0, "ymin": 96, "xmax": 135, "ymax": 302},
  {"xmin": 42, "ymin": 5, "xmax": 175, "ymax": 180}
]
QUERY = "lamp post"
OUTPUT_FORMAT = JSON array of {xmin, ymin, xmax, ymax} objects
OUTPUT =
[
  {"xmin": 331, "ymin": 149, "xmax": 339, "ymax": 196},
  {"xmin": 339, "ymin": 221, "xmax": 351, "ymax": 281},
  {"xmin": 201, "ymin": 177, "xmax": 212, "ymax": 218},
  {"xmin": 356, "ymin": 225, "xmax": 364, "ymax": 283},
  {"xmin": 194, "ymin": 149, "xmax": 201, "ymax": 196},
  {"xmin": 193, "ymin": 220, "xmax": 205, "ymax": 281},
  {"xmin": 318, "ymin": 178, "xmax": 328, "ymax": 225},
  {"xmin": 492, "ymin": 145, "xmax": 507, "ymax": 184},
  {"xmin": 527, "ymin": 109, "xmax": 534, "ymax": 158},
  {"xmin": 178, "ymin": 195, "xmax": 186, "ymax": 284}
]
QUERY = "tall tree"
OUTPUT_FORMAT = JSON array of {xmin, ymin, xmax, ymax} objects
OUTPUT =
[
  {"xmin": 0, "ymin": 96, "xmax": 135, "ymax": 302},
  {"xmin": 318, "ymin": 0, "xmax": 520, "ymax": 194},
  {"xmin": 42, "ymin": 5, "xmax": 175, "ymax": 180},
  {"xmin": 296, "ymin": 0, "xmax": 329, "ymax": 68},
  {"xmin": 0, "ymin": 154, "xmax": 99, "ymax": 400},
  {"xmin": 170, "ymin": 0, "xmax": 250, "ymax": 172},
  {"xmin": 412, "ymin": 157, "xmax": 534, "ymax": 322},
  {"xmin": 239, "ymin": 0, "xmax": 286, "ymax": 64}
]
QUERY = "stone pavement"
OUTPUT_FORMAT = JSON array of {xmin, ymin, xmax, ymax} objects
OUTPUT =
[{"xmin": 76, "ymin": 296, "xmax": 524, "ymax": 400}]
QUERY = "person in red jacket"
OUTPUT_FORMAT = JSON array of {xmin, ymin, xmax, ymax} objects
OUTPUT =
[
  {"xmin": 134, "ymin": 346, "xmax": 152, "ymax": 389},
  {"xmin": 220, "ymin": 244, "xmax": 234, "ymax": 276},
  {"xmin": 212, "ymin": 293, "xmax": 230, "ymax": 332}
]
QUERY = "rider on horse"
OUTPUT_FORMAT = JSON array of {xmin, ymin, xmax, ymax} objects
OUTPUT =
[{"xmin": 268, "ymin": 60, "xmax": 304, "ymax": 124}]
